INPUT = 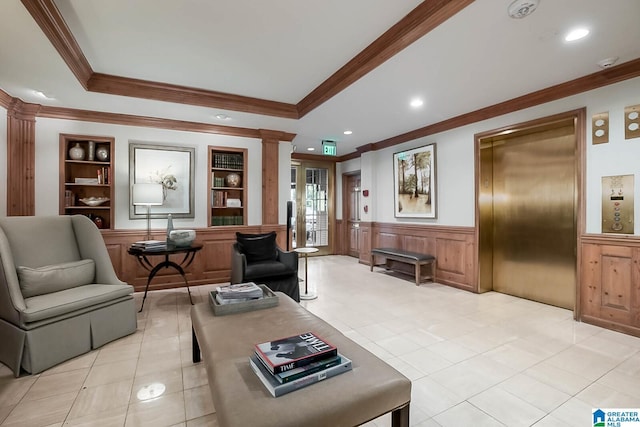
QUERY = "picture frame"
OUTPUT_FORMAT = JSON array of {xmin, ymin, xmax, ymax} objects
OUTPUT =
[
  {"xmin": 129, "ymin": 142, "xmax": 195, "ymax": 219},
  {"xmin": 393, "ymin": 143, "xmax": 436, "ymax": 218}
]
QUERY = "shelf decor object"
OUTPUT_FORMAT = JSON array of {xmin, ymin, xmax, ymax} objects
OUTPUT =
[
  {"xmin": 79, "ymin": 197, "xmax": 110, "ymax": 207},
  {"xmin": 132, "ymin": 183, "xmax": 164, "ymax": 241},
  {"xmin": 68, "ymin": 142, "xmax": 85, "ymax": 160},
  {"xmin": 96, "ymin": 145, "xmax": 109, "ymax": 161}
]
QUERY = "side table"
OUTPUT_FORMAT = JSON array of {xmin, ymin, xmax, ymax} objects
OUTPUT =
[
  {"xmin": 128, "ymin": 243, "xmax": 203, "ymax": 312},
  {"xmin": 294, "ymin": 247, "xmax": 319, "ymax": 300}
]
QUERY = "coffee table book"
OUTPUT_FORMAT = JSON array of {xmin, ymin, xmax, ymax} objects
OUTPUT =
[
  {"xmin": 249, "ymin": 353, "xmax": 352, "ymax": 397},
  {"xmin": 254, "ymin": 331, "xmax": 338, "ymax": 374},
  {"xmin": 271, "ymin": 354, "xmax": 341, "ymax": 383}
]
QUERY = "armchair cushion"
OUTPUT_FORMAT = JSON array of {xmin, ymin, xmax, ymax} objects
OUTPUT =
[
  {"xmin": 17, "ymin": 259, "xmax": 95, "ymax": 298},
  {"xmin": 236, "ymin": 232, "xmax": 277, "ymax": 263},
  {"xmin": 244, "ymin": 260, "xmax": 295, "ymax": 281},
  {"xmin": 21, "ymin": 284, "xmax": 133, "ymax": 324}
]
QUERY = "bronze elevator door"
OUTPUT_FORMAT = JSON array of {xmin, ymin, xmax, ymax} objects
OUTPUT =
[{"xmin": 479, "ymin": 121, "xmax": 576, "ymax": 310}]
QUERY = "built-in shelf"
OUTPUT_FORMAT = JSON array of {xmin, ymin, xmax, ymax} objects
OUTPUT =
[
  {"xmin": 208, "ymin": 146, "xmax": 247, "ymax": 226},
  {"xmin": 59, "ymin": 134, "xmax": 115, "ymax": 230}
]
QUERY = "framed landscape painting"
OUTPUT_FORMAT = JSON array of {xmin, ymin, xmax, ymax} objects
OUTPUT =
[
  {"xmin": 129, "ymin": 142, "xmax": 195, "ymax": 219},
  {"xmin": 393, "ymin": 143, "xmax": 436, "ymax": 218}
]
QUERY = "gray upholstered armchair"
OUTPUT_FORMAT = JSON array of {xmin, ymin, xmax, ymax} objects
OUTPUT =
[
  {"xmin": 0, "ymin": 215, "xmax": 136, "ymax": 376},
  {"xmin": 231, "ymin": 232, "xmax": 300, "ymax": 302}
]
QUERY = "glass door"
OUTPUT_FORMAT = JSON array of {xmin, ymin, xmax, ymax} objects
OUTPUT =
[{"xmin": 291, "ymin": 160, "xmax": 334, "ymax": 255}]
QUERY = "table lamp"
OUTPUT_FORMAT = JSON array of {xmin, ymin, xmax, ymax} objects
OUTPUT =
[{"xmin": 132, "ymin": 183, "xmax": 164, "ymax": 241}]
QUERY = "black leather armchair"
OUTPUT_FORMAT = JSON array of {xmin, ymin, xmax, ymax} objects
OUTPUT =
[{"xmin": 231, "ymin": 232, "xmax": 300, "ymax": 302}]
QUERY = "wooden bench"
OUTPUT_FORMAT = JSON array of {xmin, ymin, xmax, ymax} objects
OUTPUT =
[
  {"xmin": 191, "ymin": 294, "xmax": 411, "ymax": 427},
  {"xmin": 370, "ymin": 247, "xmax": 435, "ymax": 286}
]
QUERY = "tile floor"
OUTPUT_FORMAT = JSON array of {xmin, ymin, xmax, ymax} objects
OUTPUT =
[{"xmin": 1, "ymin": 255, "xmax": 639, "ymax": 426}]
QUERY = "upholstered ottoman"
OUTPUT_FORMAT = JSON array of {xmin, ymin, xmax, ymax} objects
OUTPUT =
[{"xmin": 191, "ymin": 293, "xmax": 411, "ymax": 427}]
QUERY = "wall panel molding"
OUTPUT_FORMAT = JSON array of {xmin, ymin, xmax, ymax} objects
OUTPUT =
[
  {"xmin": 102, "ymin": 225, "xmax": 287, "ymax": 292},
  {"xmin": 369, "ymin": 222, "xmax": 477, "ymax": 292},
  {"xmin": 580, "ymin": 235, "xmax": 640, "ymax": 337}
]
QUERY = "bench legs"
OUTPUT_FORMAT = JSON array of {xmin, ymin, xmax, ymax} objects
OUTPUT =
[
  {"xmin": 371, "ymin": 253, "xmax": 435, "ymax": 286},
  {"xmin": 392, "ymin": 403, "xmax": 410, "ymax": 427}
]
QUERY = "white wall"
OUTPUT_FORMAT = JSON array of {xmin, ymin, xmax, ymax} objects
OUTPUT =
[
  {"xmin": 351, "ymin": 77, "xmax": 640, "ymax": 233},
  {"xmin": 34, "ymin": 118, "xmax": 267, "ymax": 229},
  {"xmin": 0, "ymin": 107, "xmax": 6, "ymax": 217}
]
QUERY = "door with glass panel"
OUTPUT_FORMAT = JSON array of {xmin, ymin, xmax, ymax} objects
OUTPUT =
[
  {"xmin": 346, "ymin": 174, "xmax": 361, "ymax": 258},
  {"xmin": 291, "ymin": 160, "xmax": 334, "ymax": 255}
]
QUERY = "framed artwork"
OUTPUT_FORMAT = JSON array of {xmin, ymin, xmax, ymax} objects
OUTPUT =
[
  {"xmin": 129, "ymin": 142, "xmax": 195, "ymax": 219},
  {"xmin": 393, "ymin": 143, "xmax": 436, "ymax": 218}
]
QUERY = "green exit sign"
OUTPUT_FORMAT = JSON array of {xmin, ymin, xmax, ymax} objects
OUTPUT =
[{"xmin": 322, "ymin": 140, "xmax": 337, "ymax": 156}]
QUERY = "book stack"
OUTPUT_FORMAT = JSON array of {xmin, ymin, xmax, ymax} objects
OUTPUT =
[
  {"xmin": 215, "ymin": 282, "xmax": 263, "ymax": 305},
  {"xmin": 130, "ymin": 240, "xmax": 166, "ymax": 250},
  {"xmin": 250, "ymin": 331, "xmax": 352, "ymax": 397}
]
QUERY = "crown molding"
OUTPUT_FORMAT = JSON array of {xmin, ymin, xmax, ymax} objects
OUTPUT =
[
  {"xmin": 359, "ymin": 57, "xmax": 640, "ymax": 154},
  {"xmin": 22, "ymin": 0, "xmax": 475, "ymax": 119},
  {"xmin": 37, "ymin": 105, "xmax": 296, "ymax": 140},
  {"xmin": 87, "ymin": 73, "xmax": 299, "ymax": 119},
  {"xmin": 21, "ymin": 0, "xmax": 93, "ymax": 88},
  {"xmin": 297, "ymin": 0, "xmax": 475, "ymax": 117},
  {"xmin": 0, "ymin": 88, "xmax": 13, "ymax": 109}
]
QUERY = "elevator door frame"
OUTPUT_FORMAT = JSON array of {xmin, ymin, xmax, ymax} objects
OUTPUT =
[{"xmin": 474, "ymin": 108, "xmax": 586, "ymax": 317}]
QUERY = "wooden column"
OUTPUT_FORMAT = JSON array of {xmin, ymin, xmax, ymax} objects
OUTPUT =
[
  {"xmin": 260, "ymin": 130, "xmax": 285, "ymax": 225},
  {"xmin": 6, "ymin": 98, "xmax": 40, "ymax": 216}
]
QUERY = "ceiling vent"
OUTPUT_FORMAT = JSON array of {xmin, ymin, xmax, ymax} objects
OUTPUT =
[{"xmin": 508, "ymin": 0, "xmax": 539, "ymax": 19}]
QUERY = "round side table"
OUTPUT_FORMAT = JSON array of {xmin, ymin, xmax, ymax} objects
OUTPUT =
[{"xmin": 295, "ymin": 247, "xmax": 319, "ymax": 300}]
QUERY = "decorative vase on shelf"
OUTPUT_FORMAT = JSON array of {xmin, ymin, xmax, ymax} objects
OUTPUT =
[
  {"xmin": 87, "ymin": 141, "xmax": 96, "ymax": 161},
  {"xmin": 225, "ymin": 173, "xmax": 241, "ymax": 188},
  {"xmin": 68, "ymin": 142, "xmax": 85, "ymax": 160},
  {"xmin": 95, "ymin": 145, "xmax": 109, "ymax": 162}
]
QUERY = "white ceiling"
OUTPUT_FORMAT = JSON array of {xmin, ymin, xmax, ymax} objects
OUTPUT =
[{"xmin": 1, "ymin": 0, "xmax": 639, "ymax": 156}]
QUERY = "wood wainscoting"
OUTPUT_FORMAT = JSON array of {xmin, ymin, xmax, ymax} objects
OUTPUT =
[
  {"xmin": 366, "ymin": 223, "xmax": 477, "ymax": 292},
  {"xmin": 102, "ymin": 225, "xmax": 286, "ymax": 293},
  {"xmin": 580, "ymin": 234, "xmax": 640, "ymax": 338}
]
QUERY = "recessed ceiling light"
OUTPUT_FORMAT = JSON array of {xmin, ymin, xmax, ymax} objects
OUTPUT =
[
  {"xmin": 565, "ymin": 28, "xmax": 589, "ymax": 42},
  {"xmin": 307, "ymin": 147, "xmax": 315, "ymax": 151},
  {"xmin": 343, "ymin": 130, "xmax": 353, "ymax": 135},
  {"xmin": 215, "ymin": 113, "xmax": 229, "ymax": 120},
  {"xmin": 410, "ymin": 98, "xmax": 424, "ymax": 108}
]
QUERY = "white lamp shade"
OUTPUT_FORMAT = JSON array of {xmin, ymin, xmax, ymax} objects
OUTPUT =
[{"xmin": 132, "ymin": 183, "xmax": 164, "ymax": 206}]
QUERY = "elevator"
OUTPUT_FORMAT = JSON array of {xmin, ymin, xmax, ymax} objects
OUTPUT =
[{"xmin": 478, "ymin": 118, "xmax": 577, "ymax": 310}]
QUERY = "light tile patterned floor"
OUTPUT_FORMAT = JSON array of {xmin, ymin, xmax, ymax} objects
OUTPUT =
[{"xmin": 1, "ymin": 255, "xmax": 639, "ymax": 426}]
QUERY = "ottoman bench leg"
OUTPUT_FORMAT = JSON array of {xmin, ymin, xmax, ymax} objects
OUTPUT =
[
  {"xmin": 192, "ymin": 327, "xmax": 201, "ymax": 363},
  {"xmin": 392, "ymin": 403, "xmax": 410, "ymax": 427}
]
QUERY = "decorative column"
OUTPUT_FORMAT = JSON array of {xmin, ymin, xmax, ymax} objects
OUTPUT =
[
  {"xmin": 259, "ymin": 130, "xmax": 282, "ymax": 225},
  {"xmin": 6, "ymin": 98, "xmax": 40, "ymax": 216}
]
